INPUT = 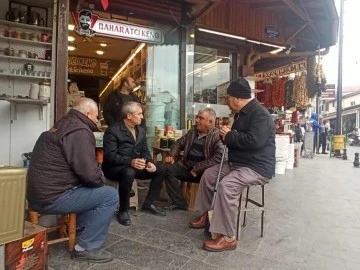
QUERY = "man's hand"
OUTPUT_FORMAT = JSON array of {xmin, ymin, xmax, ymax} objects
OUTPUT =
[
  {"xmin": 131, "ymin": 158, "xmax": 146, "ymax": 170},
  {"xmin": 164, "ymin": 156, "xmax": 175, "ymax": 164},
  {"xmin": 220, "ymin": 125, "xmax": 231, "ymax": 141},
  {"xmin": 190, "ymin": 169, "xmax": 197, "ymax": 178},
  {"xmin": 145, "ymin": 162, "xmax": 157, "ymax": 173}
]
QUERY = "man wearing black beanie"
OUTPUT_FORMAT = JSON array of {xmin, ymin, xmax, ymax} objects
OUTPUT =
[{"xmin": 190, "ymin": 77, "xmax": 276, "ymax": 252}]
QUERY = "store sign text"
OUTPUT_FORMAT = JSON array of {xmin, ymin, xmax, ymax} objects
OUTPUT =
[
  {"xmin": 68, "ymin": 56, "xmax": 120, "ymax": 77},
  {"xmin": 254, "ymin": 61, "xmax": 307, "ymax": 79},
  {"xmin": 72, "ymin": 10, "xmax": 163, "ymax": 44}
]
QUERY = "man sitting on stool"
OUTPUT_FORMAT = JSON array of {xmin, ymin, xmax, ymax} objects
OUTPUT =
[
  {"xmin": 102, "ymin": 101, "xmax": 166, "ymax": 226},
  {"xmin": 164, "ymin": 108, "xmax": 224, "ymax": 210},
  {"xmin": 27, "ymin": 98, "xmax": 118, "ymax": 263}
]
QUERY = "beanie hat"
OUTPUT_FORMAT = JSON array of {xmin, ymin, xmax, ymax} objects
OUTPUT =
[{"xmin": 227, "ymin": 77, "xmax": 252, "ymax": 99}]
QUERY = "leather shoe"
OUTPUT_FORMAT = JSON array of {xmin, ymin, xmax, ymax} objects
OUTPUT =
[
  {"xmin": 142, "ymin": 203, "xmax": 166, "ymax": 216},
  {"xmin": 189, "ymin": 213, "xmax": 207, "ymax": 228},
  {"xmin": 72, "ymin": 248, "xmax": 113, "ymax": 263},
  {"xmin": 117, "ymin": 211, "xmax": 131, "ymax": 226},
  {"xmin": 164, "ymin": 204, "xmax": 187, "ymax": 211},
  {"xmin": 203, "ymin": 235, "xmax": 237, "ymax": 252}
]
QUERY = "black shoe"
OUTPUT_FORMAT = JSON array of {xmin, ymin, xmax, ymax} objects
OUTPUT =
[
  {"xmin": 130, "ymin": 189, "xmax": 135, "ymax": 198},
  {"xmin": 142, "ymin": 203, "xmax": 166, "ymax": 216},
  {"xmin": 322, "ymin": 152, "xmax": 328, "ymax": 154},
  {"xmin": 117, "ymin": 211, "xmax": 131, "ymax": 226},
  {"xmin": 72, "ymin": 248, "xmax": 113, "ymax": 263},
  {"xmin": 164, "ymin": 204, "xmax": 187, "ymax": 211}
]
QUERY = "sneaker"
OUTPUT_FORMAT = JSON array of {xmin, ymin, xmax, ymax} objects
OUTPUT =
[{"xmin": 72, "ymin": 248, "xmax": 113, "ymax": 263}]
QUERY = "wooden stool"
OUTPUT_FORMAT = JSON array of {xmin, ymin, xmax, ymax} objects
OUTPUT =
[
  {"xmin": 181, "ymin": 182, "xmax": 199, "ymax": 211},
  {"xmin": 28, "ymin": 211, "xmax": 76, "ymax": 251},
  {"xmin": 236, "ymin": 185, "xmax": 265, "ymax": 240}
]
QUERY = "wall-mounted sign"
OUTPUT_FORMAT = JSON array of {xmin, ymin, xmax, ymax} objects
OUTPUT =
[
  {"xmin": 254, "ymin": 60, "xmax": 307, "ymax": 79},
  {"xmin": 264, "ymin": 25, "xmax": 280, "ymax": 39},
  {"xmin": 68, "ymin": 56, "xmax": 120, "ymax": 77},
  {"xmin": 326, "ymin": 84, "xmax": 336, "ymax": 89},
  {"xmin": 322, "ymin": 90, "xmax": 336, "ymax": 99},
  {"xmin": 72, "ymin": 10, "xmax": 164, "ymax": 44}
]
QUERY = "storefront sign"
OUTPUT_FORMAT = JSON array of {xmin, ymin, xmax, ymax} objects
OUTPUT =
[
  {"xmin": 72, "ymin": 10, "xmax": 164, "ymax": 44},
  {"xmin": 321, "ymin": 90, "xmax": 336, "ymax": 99},
  {"xmin": 68, "ymin": 56, "xmax": 120, "ymax": 77},
  {"xmin": 326, "ymin": 84, "xmax": 336, "ymax": 89},
  {"xmin": 264, "ymin": 25, "xmax": 280, "ymax": 39},
  {"xmin": 254, "ymin": 60, "xmax": 307, "ymax": 79}
]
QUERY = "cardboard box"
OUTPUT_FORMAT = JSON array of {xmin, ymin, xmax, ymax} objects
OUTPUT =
[{"xmin": 5, "ymin": 222, "xmax": 47, "ymax": 270}]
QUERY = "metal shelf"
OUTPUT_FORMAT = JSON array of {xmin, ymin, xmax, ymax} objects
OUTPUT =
[
  {"xmin": 0, "ymin": 55, "xmax": 51, "ymax": 64},
  {"xmin": 1, "ymin": 97, "xmax": 48, "ymax": 120},
  {"xmin": 0, "ymin": 36, "xmax": 52, "ymax": 46},
  {"xmin": 0, "ymin": 20, "xmax": 52, "ymax": 32},
  {"xmin": 0, "ymin": 73, "xmax": 51, "ymax": 80}
]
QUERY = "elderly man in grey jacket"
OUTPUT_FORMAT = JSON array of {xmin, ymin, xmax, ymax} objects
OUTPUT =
[{"xmin": 164, "ymin": 108, "xmax": 224, "ymax": 210}]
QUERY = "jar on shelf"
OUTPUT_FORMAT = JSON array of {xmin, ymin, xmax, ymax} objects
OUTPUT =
[{"xmin": 39, "ymin": 80, "xmax": 51, "ymax": 102}]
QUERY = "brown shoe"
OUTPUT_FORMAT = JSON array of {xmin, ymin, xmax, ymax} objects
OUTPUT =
[
  {"xmin": 203, "ymin": 235, "xmax": 237, "ymax": 252},
  {"xmin": 189, "ymin": 213, "xmax": 207, "ymax": 228}
]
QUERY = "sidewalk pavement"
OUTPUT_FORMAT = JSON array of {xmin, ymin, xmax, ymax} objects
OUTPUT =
[{"xmin": 48, "ymin": 146, "xmax": 360, "ymax": 270}]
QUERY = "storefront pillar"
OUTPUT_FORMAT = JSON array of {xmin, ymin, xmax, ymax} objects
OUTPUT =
[{"xmin": 54, "ymin": 0, "xmax": 69, "ymax": 121}]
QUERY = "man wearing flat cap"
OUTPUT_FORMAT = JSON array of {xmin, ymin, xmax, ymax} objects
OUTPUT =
[{"xmin": 189, "ymin": 77, "xmax": 275, "ymax": 252}]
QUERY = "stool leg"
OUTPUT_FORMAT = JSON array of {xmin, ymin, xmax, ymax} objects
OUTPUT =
[
  {"xmin": 242, "ymin": 187, "xmax": 250, "ymax": 227},
  {"xmin": 59, "ymin": 215, "xmax": 68, "ymax": 238},
  {"xmin": 68, "ymin": 214, "xmax": 76, "ymax": 252},
  {"xmin": 29, "ymin": 211, "xmax": 40, "ymax": 225},
  {"xmin": 261, "ymin": 185, "xmax": 265, "ymax": 237},
  {"xmin": 236, "ymin": 192, "xmax": 242, "ymax": 241}
]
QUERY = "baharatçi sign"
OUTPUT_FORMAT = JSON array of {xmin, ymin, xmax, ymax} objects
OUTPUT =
[
  {"xmin": 254, "ymin": 60, "xmax": 307, "ymax": 79},
  {"xmin": 71, "ymin": 9, "xmax": 163, "ymax": 44}
]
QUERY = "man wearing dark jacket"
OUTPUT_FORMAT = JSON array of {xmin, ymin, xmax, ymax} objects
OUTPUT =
[
  {"xmin": 103, "ymin": 76, "xmax": 145, "ymax": 128},
  {"xmin": 190, "ymin": 78, "xmax": 275, "ymax": 252},
  {"xmin": 102, "ymin": 101, "xmax": 166, "ymax": 227},
  {"xmin": 27, "ymin": 98, "xmax": 118, "ymax": 263},
  {"xmin": 164, "ymin": 108, "xmax": 224, "ymax": 210}
]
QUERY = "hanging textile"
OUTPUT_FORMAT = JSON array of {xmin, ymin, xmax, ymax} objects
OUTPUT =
[{"xmin": 285, "ymin": 80, "xmax": 295, "ymax": 109}]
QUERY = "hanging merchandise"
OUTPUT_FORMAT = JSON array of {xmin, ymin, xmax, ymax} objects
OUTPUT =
[
  {"xmin": 272, "ymin": 77, "xmax": 288, "ymax": 108},
  {"xmin": 256, "ymin": 79, "xmax": 273, "ymax": 108},
  {"xmin": 292, "ymin": 71, "xmax": 309, "ymax": 108},
  {"xmin": 285, "ymin": 80, "xmax": 295, "ymax": 109}
]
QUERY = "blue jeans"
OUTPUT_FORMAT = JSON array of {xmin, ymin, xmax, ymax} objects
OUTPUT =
[{"xmin": 30, "ymin": 186, "xmax": 118, "ymax": 250}]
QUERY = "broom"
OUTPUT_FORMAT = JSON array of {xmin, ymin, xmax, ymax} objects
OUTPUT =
[{"xmin": 204, "ymin": 144, "xmax": 227, "ymax": 240}]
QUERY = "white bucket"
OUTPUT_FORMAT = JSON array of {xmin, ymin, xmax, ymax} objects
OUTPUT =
[
  {"xmin": 275, "ymin": 161, "xmax": 286, "ymax": 174},
  {"xmin": 286, "ymin": 159, "xmax": 294, "ymax": 170}
]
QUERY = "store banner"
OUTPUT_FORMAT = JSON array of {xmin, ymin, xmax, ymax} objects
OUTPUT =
[
  {"xmin": 321, "ymin": 90, "xmax": 336, "ymax": 99},
  {"xmin": 254, "ymin": 60, "xmax": 307, "ymax": 79},
  {"xmin": 68, "ymin": 56, "xmax": 120, "ymax": 77},
  {"xmin": 72, "ymin": 10, "xmax": 163, "ymax": 44}
]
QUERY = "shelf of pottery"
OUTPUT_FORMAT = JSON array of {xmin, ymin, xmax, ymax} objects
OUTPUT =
[{"xmin": 0, "ymin": 19, "xmax": 53, "ymax": 107}]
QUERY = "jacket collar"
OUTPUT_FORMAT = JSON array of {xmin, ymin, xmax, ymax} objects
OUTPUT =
[
  {"xmin": 119, "ymin": 120, "xmax": 144, "ymax": 144},
  {"xmin": 239, "ymin": 99, "xmax": 257, "ymax": 115},
  {"xmin": 67, "ymin": 109, "xmax": 98, "ymax": 131}
]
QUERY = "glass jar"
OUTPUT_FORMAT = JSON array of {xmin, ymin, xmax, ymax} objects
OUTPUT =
[{"xmin": 38, "ymin": 80, "xmax": 51, "ymax": 102}]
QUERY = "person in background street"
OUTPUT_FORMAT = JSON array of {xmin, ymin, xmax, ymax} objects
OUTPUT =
[
  {"xmin": 103, "ymin": 76, "xmax": 145, "ymax": 128},
  {"xmin": 27, "ymin": 98, "xmax": 118, "ymax": 263},
  {"xmin": 102, "ymin": 101, "xmax": 166, "ymax": 227},
  {"xmin": 164, "ymin": 108, "xmax": 224, "ymax": 210},
  {"xmin": 319, "ymin": 119, "xmax": 328, "ymax": 154},
  {"xmin": 309, "ymin": 112, "xmax": 320, "ymax": 154},
  {"xmin": 190, "ymin": 77, "xmax": 275, "ymax": 252}
]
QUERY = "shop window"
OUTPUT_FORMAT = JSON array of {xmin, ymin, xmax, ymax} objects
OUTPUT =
[{"xmin": 187, "ymin": 46, "xmax": 231, "ymax": 122}]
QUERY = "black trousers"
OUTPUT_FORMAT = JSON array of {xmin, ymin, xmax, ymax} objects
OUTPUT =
[
  {"xmin": 114, "ymin": 163, "xmax": 165, "ymax": 212},
  {"xmin": 165, "ymin": 161, "xmax": 201, "ymax": 208},
  {"xmin": 319, "ymin": 133, "xmax": 327, "ymax": 153}
]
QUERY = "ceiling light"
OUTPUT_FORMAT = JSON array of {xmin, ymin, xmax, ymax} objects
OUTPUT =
[
  {"xmin": 100, "ymin": 43, "xmax": 107, "ymax": 47},
  {"xmin": 269, "ymin": 48, "xmax": 285, "ymax": 55},
  {"xmin": 96, "ymin": 50, "xmax": 104, "ymax": 55},
  {"xmin": 247, "ymin": 39, "xmax": 286, "ymax": 49},
  {"xmin": 198, "ymin": 28, "xmax": 246, "ymax": 41},
  {"xmin": 68, "ymin": 36, "xmax": 75, "ymax": 42},
  {"xmin": 68, "ymin": 24, "xmax": 75, "ymax": 31},
  {"xmin": 68, "ymin": 45, "xmax": 76, "ymax": 51},
  {"xmin": 190, "ymin": 33, "xmax": 195, "ymax": 38}
]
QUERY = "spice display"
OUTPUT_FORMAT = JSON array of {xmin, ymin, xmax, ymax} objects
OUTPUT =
[{"xmin": 292, "ymin": 71, "xmax": 309, "ymax": 108}]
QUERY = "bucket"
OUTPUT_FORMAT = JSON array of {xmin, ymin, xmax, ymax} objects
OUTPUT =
[
  {"xmin": 275, "ymin": 161, "xmax": 286, "ymax": 174},
  {"xmin": 333, "ymin": 135, "xmax": 345, "ymax": 150}
]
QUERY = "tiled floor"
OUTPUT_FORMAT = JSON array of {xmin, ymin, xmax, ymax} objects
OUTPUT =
[{"xmin": 48, "ymin": 146, "xmax": 360, "ymax": 270}]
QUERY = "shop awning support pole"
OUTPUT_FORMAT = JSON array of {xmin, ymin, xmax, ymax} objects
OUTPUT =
[{"xmin": 335, "ymin": 0, "xmax": 344, "ymax": 135}]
